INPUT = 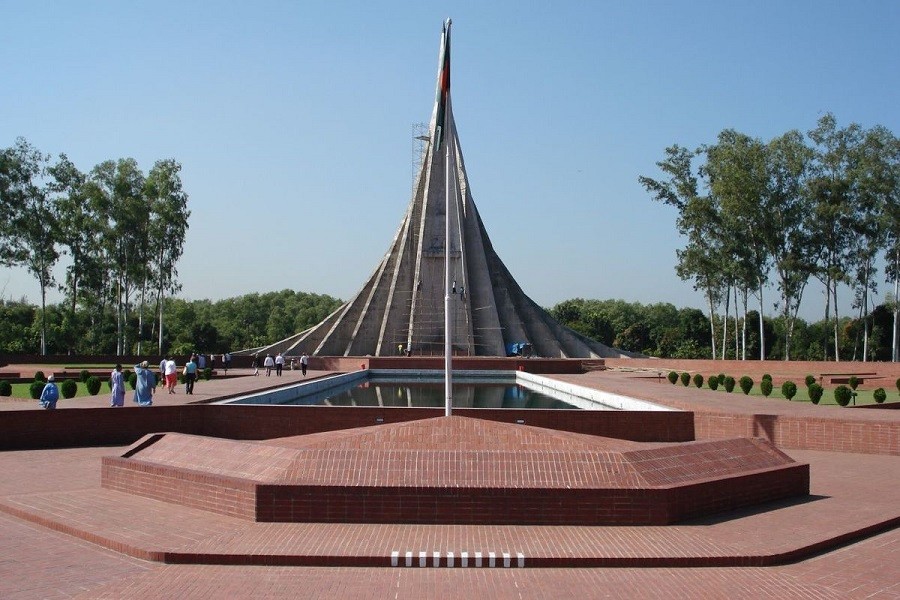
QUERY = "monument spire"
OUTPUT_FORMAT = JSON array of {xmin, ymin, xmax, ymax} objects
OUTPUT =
[{"xmin": 253, "ymin": 21, "xmax": 635, "ymax": 359}]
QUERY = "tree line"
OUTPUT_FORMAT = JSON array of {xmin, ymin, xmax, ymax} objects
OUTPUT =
[
  {"xmin": 0, "ymin": 290, "xmax": 342, "ymax": 356},
  {"xmin": 0, "ymin": 288, "xmax": 895, "ymax": 361},
  {"xmin": 639, "ymin": 113, "xmax": 900, "ymax": 362},
  {"xmin": 0, "ymin": 137, "xmax": 189, "ymax": 355}
]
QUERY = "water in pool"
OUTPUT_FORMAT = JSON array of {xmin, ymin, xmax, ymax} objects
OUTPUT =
[{"xmin": 268, "ymin": 376, "xmax": 580, "ymax": 409}]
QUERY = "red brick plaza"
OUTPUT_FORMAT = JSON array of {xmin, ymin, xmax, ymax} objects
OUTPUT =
[{"xmin": 1, "ymin": 358, "xmax": 898, "ymax": 599}]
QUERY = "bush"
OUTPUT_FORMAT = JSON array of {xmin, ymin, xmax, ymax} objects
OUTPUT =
[
  {"xmin": 79, "ymin": 369, "xmax": 91, "ymax": 383},
  {"xmin": 782, "ymin": 381, "xmax": 797, "ymax": 401},
  {"xmin": 60, "ymin": 379, "xmax": 78, "ymax": 399},
  {"xmin": 808, "ymin": 383, "xmax": 824, "ymax": 405},
  {"xmin": 718, "ymin": 373, "xmax": 726, "ymax": 384},
  {"xmin": 724, "ymin": 376, "xmax": 736, "ymax": 393},
  {"xmin": 86, "ymin": 376, "xmax": 102, "ymax": 396},
  {"xmin": 848, "ymin": 375, "xmax": 859, "ymax": 390},
  {"xmin": 708, "ymin": 376, "xmax": 719, "ymax": 391},
  {"xmin": 873, "ymin": 388, "xmax": 887, "ymax": 404},
  {"xmin": 739, "ymin": 376, "xmax": 753, "ymax": 395},
  {"xmin": 667, "ymin": 371, "xmax": 678, "ymax": 384},
  {"xmin": 0, "ymin": 380, "xmax": 11, "ymax": 396},
  {"xmin": 762, "ymin": 373, "xmax": 772, "ymax": 383},
  {"xmin": 896, "ymin": 378, "xmax": 900, "ymax": 393},
  {"xmin": 692, "ymin": 373, "xmax": 704, "ymax": 388},
  {"xmin": 202, "ymin": 367, "xmax": 212, "ymax": 381},
  {"xmin": 834, "ymin": 385, "xmax": 853, "ymax": 407},
  {"xmin": 679, "ymin": 372, "xmax": 690, "ymax": 386},
  {"xmin": 128, "ymin": 372, "xmax": 138, "ymax": 390},
  {"xmin": 804, "ymin": 375, "xmax": 816, "ymax": 387},
  {"xmin": 34, "ymin": 370, "xmax": 46, "ymax": 383},
  {"xmin": 760, "ymin": 379, "xmax": 773, "ymax": 397},
  {"xmin": 29, "ymin": 381, "xmax": 44, "ymax": 399}
]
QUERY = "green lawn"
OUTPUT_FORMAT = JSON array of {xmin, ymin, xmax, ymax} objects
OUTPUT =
[{"xmin": 6, "ymin": 381, "xmax": 109, "ymax": 400}]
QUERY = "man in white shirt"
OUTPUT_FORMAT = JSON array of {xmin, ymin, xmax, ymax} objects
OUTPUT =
[{"xmin": 164, "ymin": 357, "xmax": 177, "ymax": 394}]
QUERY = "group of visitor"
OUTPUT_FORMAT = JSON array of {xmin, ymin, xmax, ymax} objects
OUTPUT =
[{"xmin": 36, "ymin": 350, "xmax": 306, "ymax": 410}]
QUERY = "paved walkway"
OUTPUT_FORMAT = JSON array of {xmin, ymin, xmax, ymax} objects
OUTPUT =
[{"xmin": 1, "ymin": 366, "xmax": 898, "ymax": 599}]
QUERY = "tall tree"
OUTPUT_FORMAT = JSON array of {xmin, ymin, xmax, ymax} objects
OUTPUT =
[
  {"xmin": 807, "ymin": 114, "xmax": 862, "ymax": 361},
  {"xmin": 705, "ymin": 130, "xmax": 770, "ymax": 360},
  {"xmin": 0, "ymin": 139, "xmax": 59, "ymax": 354},
  {"xmin": 90, "ymin": 158, "xmax": 146, "ymax": 355},
  {"xmin": 145, "ymin": 159, "xmax": 190, "ymax": 354},
  {"xmin": 640, "ymin": 145, "xmax": 722, "ymax": 359},
  {"xmin": 849, "ymin": 125, "xmax": 896, "ymax": 360},
  {"xmin": 764, "ymin": 131, "xmax": 815, "ymax": 360}
]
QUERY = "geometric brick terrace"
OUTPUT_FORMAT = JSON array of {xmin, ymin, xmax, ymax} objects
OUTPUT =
[{"xmin": 102, "ymin": 415, "xmax": 809, "ymax": 525}]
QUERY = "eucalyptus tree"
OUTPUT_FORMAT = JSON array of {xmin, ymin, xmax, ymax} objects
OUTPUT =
[
  {"xmin": 849, "ymin": 125, "xmax": 896, "ymax": 360},
  {"xmin": 704, "ymin": 130, "xmax": 770, "ymax": 360},
  {"xmin": 90, "ymin": 158, "xmax": 147, "ymax": 355},
  {"xmin": 0, "ymin": 139, "xmax": 59, "ymax": 354},
  {"xmin": 807, "ymin": 114, "xmax": 863, "ymax": 361},
  {"xmin": 765, "ymin": 130, "xmax": 815, "ymax": 360},
  {"xmin": 640, "ymin": 145, "xmax": 722, "ymax": 359},
  {"xmin": 144, "ymin": 159, "xmax": 189, "ymax": 355}
]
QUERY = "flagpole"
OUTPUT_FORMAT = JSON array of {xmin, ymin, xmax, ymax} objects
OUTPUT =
[{"xmin": 444, "ymin": 139, "xmax": 453, "ymax": 417}]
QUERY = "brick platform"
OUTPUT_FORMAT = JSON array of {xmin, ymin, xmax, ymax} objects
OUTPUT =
[
  {"xmin": 0, "ymin": 363, "xmax": 899, "ymax": 598},
  {"xmin": 101, "ymin": 417, "xmax": 808, "ymax": 525}
]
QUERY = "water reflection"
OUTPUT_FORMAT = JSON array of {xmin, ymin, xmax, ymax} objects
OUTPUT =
[{"xmin": 284, "ymin": 380, "xmax": 577, "ymax": 409}]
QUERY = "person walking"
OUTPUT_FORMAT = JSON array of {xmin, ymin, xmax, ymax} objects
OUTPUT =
[
  {"xmin": 263, "ymin": 353, "xmax": 275, "ymax": 376},
  {"xmin": 300, "ymin": 352, "xmax": 309, "ymax": 377},
  {"xmin": 223, "ymin": 353, "xmax": 231, "ymax": 374},
  {"xmin": 110, "ymin": 364, "xmax": 125, "ymax": 407},
  {"xmin": 253, "ymin": 353, "xmax": 260, "ymax": 376},
  {"xmin": 133, "ymin": 361, "xmax": 156, "ymax": 406},
  {"xmin": 184, "ymin": 355, "xmax": 198, "ymax": 395},
  {"xmin": 275, "ymin": 353, "xmax": 284, "ymax": 376},
  {"xmin": 39, "ymin": 375, "xmax": 60, "ymax": 410},
  {"xmin": 164, "ymin": 356, "xmax": 177, "ymax": 394}
]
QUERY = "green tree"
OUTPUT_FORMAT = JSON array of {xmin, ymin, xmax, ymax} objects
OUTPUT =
[
  {"xmin": 0, "ymin": 139, "xmax": 59, "ymax": 354},
  {"xmin": 640, "ymin": 145, "xmax": 722, "ymax": 359},
  {"xmin": 807, "ymin": 114, "xmax": 863, "ymax": 361},
  {"xmin": 705, "ymin": 130, "xmax": 771, "ymax": 360},
  {"xmin": 145, "ymin": 159, "xmax": 189, "ymax": 355},
  {"xmin": 765, "ymin": 130, "xmax": 815, "ymax": 360}
]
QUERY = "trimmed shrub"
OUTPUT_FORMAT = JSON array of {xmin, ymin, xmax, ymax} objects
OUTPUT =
[
  {"xmin": 804, "ymin": 375, "xmax": 816, "ymax": 387},
  {"xmin": 873, "ymin": 388, "xmax": 886, "ymax": 404},
  {"xmin": 708, "ymin": 376, "xmax": 719, "ymax": 391},
  {"xmin": 667, "ymin": 371, "xmax": 678, "ymax": 384},
  {"xmin": 202, "ymin": 367, "xmax": 212, "ymax": 381},
  {"xmin": 739, "ymin": 376, "xmax": 753, "ymax": 395},
  {"xmin": 762, "ymin": 373, "xmax": 772, "ymax": 383},
  {"xmin": 718, "ymin": 373, "xmax": 726, "ymax": 385},
  {"xmin": 896, "ymin": 378, "xmax": 900, "ymax": 393},
  {"xmin": 808, "ymin": 383, "xmax": 824, "ymax": 405},
  {"xmin": 30, "ymin": 381, "xmax": 44, "ymax": 399},
  {"xmin": 34, "ymin": 370, "xmax": 46, "ymax": 383},
  {"xmin": 834, "ymin": 385, "xmax": 853, "ymax": 407},
  {"xmin": 79, "ymin": 369, "xmax": 91, "ymax": 383},
  {"xmin": 86, "ymin": 376, "xmax": 102, "ymax": 396},
  {"xmin": 782, "ymin": 381, "xmax": 797, "ymax": 401},
  {"xmin": 692, "ymin": 373, "xmax": 704, "ymax": 388},
  {"xmin": 679, "ymin": 372, "xmax": 690, "ymax": 386},
  {"xmin": 0, "ymin": 380, "xmax": 11, "ymax": 396},
  {"xmin": 760, "ymin": 379, "xmax": 773, "ymax": 397},
  {"xmin": 128, "ymin": 372, "xmax": 138, "ymax": 390},
  {"xmin": 60, "ymin": 379, "xmax": 78, "ymax": 399},
  {"xmin": 848, "ymin": 375, "xmax": 859, "ymax": 390},
  {"xmin": 724, "ymin": 376, "xmax": 736, "ymax": 393}
]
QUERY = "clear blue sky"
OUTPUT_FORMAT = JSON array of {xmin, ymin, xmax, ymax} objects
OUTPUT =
[{"xmin": 3, "ymin": 1, "xmax": 899, "ymax": 322}]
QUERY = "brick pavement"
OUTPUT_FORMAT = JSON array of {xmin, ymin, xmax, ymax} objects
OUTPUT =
[{"xmin": 0, "ymin": 364, "xmax": 898, "ymax": 598}]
